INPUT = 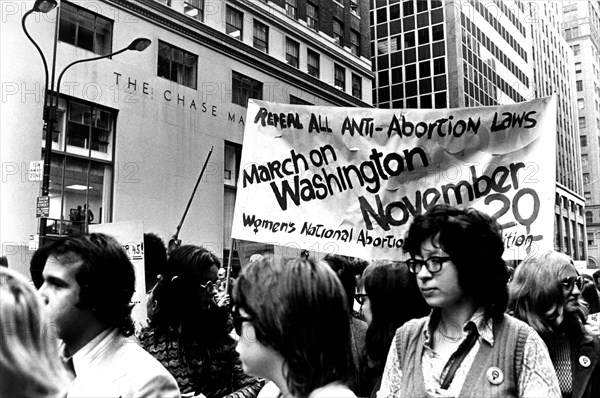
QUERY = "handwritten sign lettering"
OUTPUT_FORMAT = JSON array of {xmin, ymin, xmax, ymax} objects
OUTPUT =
[{"xmin": 232, "ymin": 97, "xmax": 557, "ymax": 260}]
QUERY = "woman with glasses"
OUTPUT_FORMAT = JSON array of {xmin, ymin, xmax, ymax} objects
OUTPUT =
[
  {"xmin": 377, "ymin": 204, "xmax": 560, "ymax": 398},
  {"xmin": 509, "ymin": 250, "xmax": 600, "ymax": 398},
  {"xmin": 138, "ymin": 245, "xmax": 263, "ymax": 398},
  {"xmin": 358, "ymin": 261, "xmax": 429, "ymax": 398},
  {"xmin": 233, "ymin": 257, "xmax": 355, "ymax": 398}
]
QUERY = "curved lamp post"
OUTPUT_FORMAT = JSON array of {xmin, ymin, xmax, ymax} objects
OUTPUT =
[{"xmin": 22, "ymin": 0, "xmax": 151, "ymax": 244}]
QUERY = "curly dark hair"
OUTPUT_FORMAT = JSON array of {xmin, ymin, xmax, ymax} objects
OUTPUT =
[
  {"xmin": 46, "ymin": 233, "xmax": 136, "ymax": 336},
  {"xmin": 403, "ymin": 204, "xmax": 508, "ymax": 320},
  {"xmin": 234, "ymin": 258, "xmax": 352, "ymax": 398}
]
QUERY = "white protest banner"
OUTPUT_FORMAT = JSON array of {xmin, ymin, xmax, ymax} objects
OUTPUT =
[
  {"xmin": 89, "ymin": 220, "xmax": 147, "ymax": 325},
  {"xmin": 232, "ymin": 96, "xmax": 557, "ymax": 261}
]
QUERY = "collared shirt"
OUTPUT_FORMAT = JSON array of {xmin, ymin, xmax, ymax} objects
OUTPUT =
[
  {"xmin": 62, "ymin": 328, "xmax": 180, "ymax": 398},
  {"xmin": 377, "ymin": 309, "xmax": 561, "ymax": 398}
]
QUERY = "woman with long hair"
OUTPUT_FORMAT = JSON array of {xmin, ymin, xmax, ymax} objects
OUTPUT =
[
  {"xmin": 138, "ymin": 245, "xmax": 262, "ymax": 398},
  {"xmin": 377, "ymin": 205, "xmax": 560, "ymax": 397},
  {"xmin": 509, "ymin": 250, "xmax": 599, "ymax": 398},
  {"xmin": 233, "ymin": 258, "xmax": 355, "ymax": 398},
  {"xmin": 358, "ymin": 260, "xmax": 429, "ymax": 397},
  {"xmin": 0, "ymin": 267, "xmax": 71, "ymax": 397}
]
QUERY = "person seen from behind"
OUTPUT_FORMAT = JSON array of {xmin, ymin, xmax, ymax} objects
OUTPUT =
[{"xmin": 233, "ymin": 257, "xmax": 356, "ymax": 397}]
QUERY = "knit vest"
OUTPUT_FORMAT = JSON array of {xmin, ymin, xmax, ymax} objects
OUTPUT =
[{"xmin": 395, "ymin": 314, "xmax": 529, "ymax": 398}]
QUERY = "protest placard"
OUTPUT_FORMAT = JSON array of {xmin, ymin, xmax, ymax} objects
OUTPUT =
[{"xmin": 232, "ymin": 96, "xmax": 556, "ymax": 261}]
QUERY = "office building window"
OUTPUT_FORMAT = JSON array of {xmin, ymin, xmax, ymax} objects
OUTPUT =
[
  {"xmin": 333, "ymin": 19, "xmax": 344, "ymax": 46},
  {"xmin": 285, "ymin": 0, "xmax": 298, "ymax": 19},
  {"xmin": 577, "ymin": 80, "xmax": 583, "ymax": 91},
  {"xmin": 588, "ymin": 232, "xmax": 595, "ymax": 246},
  {"xmin": 575, "ymin": 62, "xmax": 581, "ymax": 73},
  {"xmin": 183, "ymin": 0, "xmax": 204, "ymax": 21},
  {"xmin": 350, "ymin": 30, "xmax": 361, "ymax": 56},
  {"xmin": 578, "ymin": 98, "xmax": 585, "ymax": 109},
  {"xmin": 157, "ymin": 41, "xmax": 198, "ymax": 89},
  {"xmin": 286, "ymin": 38, "xmax": 299, "ymax": 68},
  {"xmin": 232, "ymin": 71, "xmax": 263, "ymax": 107},
  {"xmin": 579, "ymin": 116, "xmax": 586, "ymax": 128},
  {"xmin": 586, "ymin": 211, "xmax": 593, "ymax": 224},
  {"xmin": 350, "ymin": 0, "xmax": 359, "ymax": 14},
  {"xmin": 307, "ymin": 3, "xmax": 319, "ymax": 30},
  {"xmin": 352, "ymin": 74, "xmax": 362, "ymax": 99},
  {"xmin": 253, "ymin": 20, "xmax": 269, "ymax": 52},
  {"xmin": 307, "ymin": 49, "xmax": 320, "ymax": 78},
  {"xmin": 573, "ymin": 44, "xmax": 580, "ymax": 55},
  {"xmin": 583, "ymin": 173, "xmax": 590, "ymax": 184},
  {"xmin": 59, "ymin": 1, "xmax": 112, "ymax": 55},
  {"xmin": 226, "ymin": 6, "xmax": 243, "ymax": 39},
  {"xmin": 585, "ymin": 192, "xmax": 592, "ymax": 200},
  {"xmin": 581, "ymin": 135, "xmax": 587, "ymax": 146},
  {"xmin": 42, "ymin": 98, "xmax": 115, "ymax": 235},
  {"xmin": 334, "ymin": 64, "xmax": 345, "ymax": 90}
]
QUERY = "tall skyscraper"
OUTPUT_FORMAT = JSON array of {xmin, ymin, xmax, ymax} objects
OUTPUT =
[
  {"xmin": 528, "ymin": 1, "xmax": 586, "ymax": 265},
  {"xmin": 563, "ymin": 1, "xmax": 600, "ymax": 268},
  {"xmin": 370, "ymin": 0, "xmax": 587, "ymax": 264}
]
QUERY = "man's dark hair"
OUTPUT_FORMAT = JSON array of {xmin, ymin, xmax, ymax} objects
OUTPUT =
[
  {"xmin": 46, "ymin": 233, "xmax": 136, "ymax": 336},
  {"xmin": 30, "ymin": 245, "xmax": 52, "ymax": 289},
  {"xmin": 404, "ymin": 204, "xmax": 508, "ymax": 320},
  {"xmin": 143, "ymin": 233, "xmax": 167, "ymax": 291},
  {"xmin": 594, "ymin": 270, "xmax": 600, "ymax": 285}
]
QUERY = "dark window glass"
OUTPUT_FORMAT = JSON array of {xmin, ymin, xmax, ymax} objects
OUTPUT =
[
  {"xmin": 433, "ymin": 58, "xmax": 445, "ymax": 74},
  {"xmin": 406, "ymin": 97, "xmax": 418, "ymax": 107},
  {"xmin": 378, "ymin": 70, "xmax": 390, "ymax": 86},
  {"xmin": 403, "ymin": 1, "xmax": 414, "ymax": 16},
  {"xmin": 403, "ymin": 16, "xmax": 415, "ymax": 31},
  {"xmin": 307, "ymin": 49, "xmax": 320, "ymax": 78},
  {"xmin": 418, "ymin": 28, "xmax": 429, "ymax": 45},
  {"xmin": 417, "ymin": 12, "xmax": 429, "ymax": 27},
  {"xmin": 232, "ymin": 71, "xmax": 263, "ymax": 107},
  {"xmin": 307, "ymin": 3, "xmax": 319, "ymax": 30},
  {"xmin": 59, "ymin": 1, "xmax": 113, "ymax": 55},
  {"xmin": 391, "ymin": 51, "xmax": 403, "ymax": 67},
  {"xmin": 183, "ymin": 0, "xmax": 204, "ymax": 21},
  {"xmin": 377, "ymin": 8, "xmax": 387, "ymax": 23},
  {"xmin": 352, "ymin": 74, "xmax": 362, "ymax": 99},
  {"xmin": 157, "ymin": 41, "xmax": 198, "ymax": 89},
  {"xmin": 420, "ymin": 94, "xmax": 432, "ymax": 108},
  {"xmin": 404, "ymin": 48, "xmax": 416, "ymax": 63},
  {"xmin": 392, "ymin": 84, "xmax": 403, "ymax": 98},
  {"xmin": 432, "ymin": 24, "xmax": 444, "ymax": 41},
  {"xmin": 392, "ymin": 67, "xmax": 403, "ymax": 84},
  {"xmin": 404, "ymin": 31, "xmax": 415, "ymax": 48},
  {"xmin": 253, "ymin": 20, "xmax": 269, "ymax": 52},
  {"xmin": 390, "ymin": 4, "xmax": 400, "ymax": 19},
  {"xmin": 333, "ymin": 19, "xmax": 344, "ymax": 46},
  {"xmin": 334, "ymin": 64, "xmax": 346, "ymax": 90},
  {"xmin": 405, "ymin": 64, "xmax": 417, "ymax": 81},
  {"xmin": 418, "ymin": 45, "xmax": 430, "ymax": 60},
  {"xmin": 419, "ymin": 78, "xmax": 432, "ymax": 93},
  {"xmin": 432, "ymin": 42, "xmax": 445, "ymax": 57},
  {"xmin": 417, "ymin": 0, "xmax": 428, "ymax": 12},
  {"xmin": 434, "ymin": 75, "xmax": 447, "ymax": 91},
  {"xmin": 377, "ymin": 55, "xmax": 389, "ymax": 69},
  {"xmin": 226, "ymin": 6, "xmax": 243, "ymax": 39},
  {"xmin": 285, "ymin": 38, "xmax": 299, "ymax": 68},
  {"xmin": 378, "ymin": 87, "xmax": 390, "ymax": 102},
  {"xmin": 419, "ymin": 61, "xmax": 431, "ymax": 78}
]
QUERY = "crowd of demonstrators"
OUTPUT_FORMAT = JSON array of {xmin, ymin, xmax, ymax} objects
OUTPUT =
[
  {"xmin": 320, "ymin": 254, "xmax": 369, "ymax": 396},
  {"xmin": 0, "ymin": 267, "xmax": 72, "ymax": 398},
  {"xmin": 138, "ymin": 245, "xmax": 263, "ymax": 398},
  {"xmin": 377, "ymin": 205, "xmax": 561, "ymax": 398},
  {"xmin": 509, "ymin": 250, "xmax": 600, "ymax": 398},
  {"xmin": 38, "ymin": 233, "xmax": 180, "ymax": 397},
  {"xmin": 233, "ymin": 257, "xmax": 355, "ymax": 398},
  {"xmin": 358, "ymin": 260, "xmax": 430, "ymax": 397},
  {"xmin": 8, "ymin": 202, "xmax": 600, "ymax": 398}
]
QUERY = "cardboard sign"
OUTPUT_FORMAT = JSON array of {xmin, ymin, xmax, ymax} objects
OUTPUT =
[{"xmin": 232, "ymin": 97, "xmax": 557, "ymax": 261}]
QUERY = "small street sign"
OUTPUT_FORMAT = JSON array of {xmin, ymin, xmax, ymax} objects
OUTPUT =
[{"xmin": 36, "ymin": 196, "xmax": 49, "ymax": 218}]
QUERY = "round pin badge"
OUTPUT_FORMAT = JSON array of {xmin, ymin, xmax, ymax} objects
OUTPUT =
[
  {"xmin": 579, "ymin": 355, "xmax": 591, "ymax": 368},
  {"xmin": 486, "ymin": 367, "xmax": 504, "ymax": 385}
]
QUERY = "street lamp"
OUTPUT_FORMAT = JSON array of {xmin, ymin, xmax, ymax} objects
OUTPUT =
[{"xmin": 22, "ymin": 0, "xmax": 151, "ymax": 245}]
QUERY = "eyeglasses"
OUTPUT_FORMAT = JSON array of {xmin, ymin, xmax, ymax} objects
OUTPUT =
[
  {"xmin": 559, "ymin": 276, "xmax": 584, "ymax": 293},
  {"xmin": 232, "ymin": 306, "xmax": 253, "ymax": 336},
  {"xmin": 355, "ymin": 293, "xmax": 368, "ymax": 305},
  {"xmin": 406, "ymin": 256, "xmax": 452, "ymax": 274},
  {"xmin": 200, "ymin": 281, "xmax": 216, "ymax": 293}
]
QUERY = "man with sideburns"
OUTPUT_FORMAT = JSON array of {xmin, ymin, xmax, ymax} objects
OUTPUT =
[{"xmin": 39, "ymin": 233, "xmax": 180, "ymax": 397}]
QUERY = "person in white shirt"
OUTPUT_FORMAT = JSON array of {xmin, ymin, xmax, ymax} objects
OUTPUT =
[{"xmin": 38, "ymin": 233, "xmax": 180, "ymax": 398}]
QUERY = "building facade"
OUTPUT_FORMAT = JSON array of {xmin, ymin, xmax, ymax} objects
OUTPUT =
[
  {"xmin": 369, "ymin": 0, "xmax": 588, "ymax": 265},
  {"xmin": 563, "ymin": 0, "xmax": 600, "ymax": 268},
  {"xmin": 527, "ymin": 1, "xmax": 587, "ymax": 266},
  {"xmin": 0, "ymin": 0, "xmax": 373, "ymax": 276}
]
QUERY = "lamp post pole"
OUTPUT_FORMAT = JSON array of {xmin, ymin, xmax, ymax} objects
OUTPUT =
[{"xmin": 22, "ymin": 1, "xmax": 151, "ymax": 246}]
